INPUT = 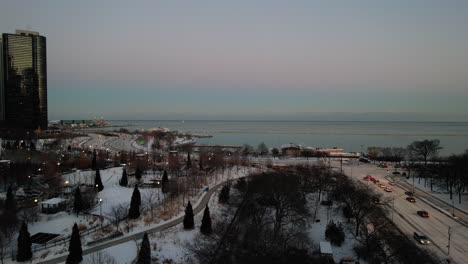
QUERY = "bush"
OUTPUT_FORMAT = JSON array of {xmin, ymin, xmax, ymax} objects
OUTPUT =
[{"xmin": 325, "ymin": 221, "xmax": 345, "ymax": 246}]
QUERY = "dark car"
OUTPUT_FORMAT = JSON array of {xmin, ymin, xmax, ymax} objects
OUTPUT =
[
  {"xmin": 405, "ymin": 191, "xmax": 414, "ymax": 197},
  {"xmin": 392, "ymin": 171, "xmax": 401, "ymax": 175},
  {"xmin": 406, "ymin": 197, "xmax": 416, "ymax": 203},
  {"xmin": 417, "ymin": 210, "xmax": 429, "ymax": 217},
  {"xmin": 372, "ymin": 197, "xmax": 380, "ymax": 204},
  {"xmin": 414, "ymin": 232, "xmax": 431, "ymax": 244}
]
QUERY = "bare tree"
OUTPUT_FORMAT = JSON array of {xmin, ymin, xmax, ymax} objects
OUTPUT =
[
  {"xmin": 143, "ymin": 189, "xmax": 160, "ymax": 221},
  {"xmin": 109, "ymin": 203, "xmax": 128, "ymax": 231},
  {"xmin": 407, "ymin": 139, "xmax": 442, "ymax": 164}
]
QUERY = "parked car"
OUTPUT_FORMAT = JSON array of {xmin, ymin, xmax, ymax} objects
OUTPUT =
[
  {"xmin": 385, "ymin": 187, "xmax": 393, "ymax": 192},
  {"xmin": 417, "ymin": 210, "xmax": 429, "ymax": 217},
  {"xmin": 414, "ymin": 232, "xmax": 431, "ymax": 244},
  {"xmin": 363, "ymin": 175, "xmax": 371, "ymax": 181},
  {"xmin": 392, "ymin": 171, "xmax": 401, "ymax": 175},
  {"xmin": 379, "ymin": 183, "xmax": 386, "ymax": 188},
  {"xmin": 405, "ymin": 191, "xmax": 414, "ymax": 197},
  {"xmin": 406, "ymin": 197, "xmax": 416, "ymax": 203},
  {"xmin": 388, "ymin": 181, "xmax": 396, "ymax": 186},
  {"xmin": 359, "ymin": 157, "xmax": 370, "ymax": 163}
]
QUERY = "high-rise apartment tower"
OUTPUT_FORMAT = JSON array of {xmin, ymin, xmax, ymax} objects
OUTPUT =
[{"xmin": 1, "ymin": 29, "xmax": 47, "ymax": 130}]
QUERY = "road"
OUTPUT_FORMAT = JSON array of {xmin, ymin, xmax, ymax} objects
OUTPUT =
[
  {"xmin": 37, "ymin": 180, "xmax": 227, "ymax": 264},
  {"xmin": 340, "ymin": 163, "xmax": 468, "ymax": 264}
]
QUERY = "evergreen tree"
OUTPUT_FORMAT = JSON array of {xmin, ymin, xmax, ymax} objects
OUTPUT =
[
  {"xmin": 94, "ymin": 169, "xmax": 104, "ymax": 192},
  {"xmin": 92, "ymin": 149, "xmax": 97, "ymax": 170},
  {"xmin": 136, "ymin": 233, "xmax": 151, "ymax": 264},
  {"xmin": 4, "ymin": 186, "xmax": 17, "ymax": 222},
  {"xmin": 129, "ymin": 185, "xmax": 141, "ymax": 219},
  {"xmin": 161, "ymin": 170, "xmax": 169, "ymax": 193},
  {"xmin": 16, "ymin": 222, "xmax": 32, "ymax": 262},
  {"xmin": 120, "ymin": 168, "xmax": 128, "ymax": 187},
  {"xmin": 29, "ymin": 141, "xmax": 36, "ymax": 151},
  {"xmin": 73, "ymin": 187, "xmax": 83, "ymax": 215},
  {"xmin": 4, "ymin": 185, "xmax": 16, "ymax": 212},
  {"xmin": 135, "ymin": 166, "xmax": 142, "ymax": 180},
  {"xmin": 218, "ymin": 184, "xmax": 230, "ymax": 203},
  {"xmin": 200, "ymin": 205, "xmax": 212, "ymax": 235},
  {"xmin": 66, "ymin": 223, "xmax": 83, "ymax": 264},
  {"xmin": 186, "ymin": 152, "xmax": 192, "ymax": 169},
  {"xmin": 183, "ymin": 201, "xmax": 194, "ymax": 229}
]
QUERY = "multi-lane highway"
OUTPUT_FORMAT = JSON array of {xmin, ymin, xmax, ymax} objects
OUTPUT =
[{"xmin": 341, "ymin": 163, "xmax": 468, "ymax": 264}]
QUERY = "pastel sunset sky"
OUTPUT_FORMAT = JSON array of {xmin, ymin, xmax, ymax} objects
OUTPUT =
[{"xmin": 1, "ymin": 0, "xmax": 468, "ymax": 120}]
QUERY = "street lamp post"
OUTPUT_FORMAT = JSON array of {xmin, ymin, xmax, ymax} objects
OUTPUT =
[
  {"xmin": 452, "ymin": 199, "xmax": 455, "ymax": 217},
  {"xmin": 99, "ymin": 198, "xmax": 103, "ymax": 227}
]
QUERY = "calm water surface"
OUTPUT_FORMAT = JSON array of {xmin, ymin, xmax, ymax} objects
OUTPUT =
[{"xmin": 100, "ymin": 120, "xmax": 468, "ymax": 156}]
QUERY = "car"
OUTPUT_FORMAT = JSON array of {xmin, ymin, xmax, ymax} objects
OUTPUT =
[
  {"xmin": 388, "ymin": 181, "xmax": 396, "ymax": 185},
  {"xmin": 369, "ymin": 177, "xmax": 376, "ymax": 182},
  {"xmin": 417, "ymin": 210, "xmax": 429, "ymax": 217},
  {"xmin": 406, "ymin": 197, "xmax": 416, "ymax": 202},
  {"xmin": 392, "ymin": 171, "xmax": 401, "ymax": 175},
  {"xmin": 414, "ymin": 232, "xmax": 431, "ymax": 244},
  {"xmin": 379, "ymin": 183, "xmax": 386, "ymax": 188},
  {"xmin": 385, "ymin": 187, "xmax": 393, "ymax": 192},
  {"xmin": 204, "ymin": 186, "xmax": 209, "ymax": 192},
  {"xmin": 363, "ymin": 176, "xmax": 371, "ymax": 181},
  {"xmin": 359, "ymin": 157, "xmax": 370, "ymax": 163},
  {"xmin": 405, "ymin": 191, "xmax": 414, "ymax": 197},
  {"xmin": 372, "ymin": 197, "xmax": 380, "ymax": 204}
]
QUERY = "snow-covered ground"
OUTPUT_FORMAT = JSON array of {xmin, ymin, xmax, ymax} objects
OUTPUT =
[
  {"xmin": 82, "ymin": 240, "xmax": 137, "ymax": 264},
  {"xmin": 403, "ymin": 177, "xmax": 468, "ymax": 214},
  {"xmin": 306, "ymin": 194, "xmax": 363, "ymax": 263}
]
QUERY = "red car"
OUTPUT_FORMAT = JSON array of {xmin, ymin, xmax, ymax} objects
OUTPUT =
[
  {"xmin": 406, "ymin": 197, "xmax": 416, "ymax": 203},
  {"xmin": 417, "ymin": 211, "xmax": 429, "ymax": 217}
]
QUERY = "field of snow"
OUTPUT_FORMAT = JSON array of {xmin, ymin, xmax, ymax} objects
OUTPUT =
[
  {"xmin": 82, "ymin": 240, "xmax": 137, "ymax": 264},
  {"xmin": 403, "ymin": 177, "xmax": 468, "ymax": 214}
]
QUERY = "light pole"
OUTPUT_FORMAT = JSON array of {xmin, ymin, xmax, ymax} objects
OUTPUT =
[
  {"xmin": 99, "ymin": 198, "xmax": 103, "ymax": 227},
  {"xmin": 452, "ymin": 199, "xmax": 455, "ymax": 217}
]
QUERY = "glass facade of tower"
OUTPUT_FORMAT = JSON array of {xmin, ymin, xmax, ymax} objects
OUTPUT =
[
  {"xmin": 1, "ymin": 31, "xmax": 47, "ymax": 129},
  {"xmin": 0, "ymin": 38, "xmax": 4, "ymax": 122}
]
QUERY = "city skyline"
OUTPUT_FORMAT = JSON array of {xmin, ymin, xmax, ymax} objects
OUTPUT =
[{"xmin": 1, "ymin": 1, "xmax": 468, "ymax": 121}]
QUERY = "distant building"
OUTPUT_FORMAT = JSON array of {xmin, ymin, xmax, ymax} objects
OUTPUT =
[
  {"xmin": 280, "ymin": 143, "xmax": 303, "ymax": 156},
  {"xmin": 1, "ymin": 29, "xmax": 47, "ymax": 130}
]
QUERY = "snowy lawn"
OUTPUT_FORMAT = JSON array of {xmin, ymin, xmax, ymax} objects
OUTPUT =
[
  {"xmin": 403, "ymin": 176, "xmax": 468, "ymax": 213},
  {"xmin": 306, "ymin": 193, "xmax": 365, "ymax": 264},
  {"xmin": 82, "ymin": 240, "xmax": 137, "ymax": 264}
]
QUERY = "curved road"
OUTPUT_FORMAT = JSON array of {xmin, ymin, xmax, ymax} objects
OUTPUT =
[{"xmin": 38, "ymin": 180, "xmax": 227, "ymax": 264}]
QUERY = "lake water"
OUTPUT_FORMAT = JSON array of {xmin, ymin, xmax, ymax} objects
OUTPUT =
[{"xmin": 101, "ymin": 120, "xmax": 468, "ymax": 156}]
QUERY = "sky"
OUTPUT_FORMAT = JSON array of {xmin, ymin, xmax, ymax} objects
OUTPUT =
[{"xmin": 1, "ymin": 0, "xmax": 468, "ymax": 121}]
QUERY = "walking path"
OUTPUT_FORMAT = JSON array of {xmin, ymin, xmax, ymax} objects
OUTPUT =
[{"xmin": 37, "ymin": 180, "xmax": 227, "ymax": 264}]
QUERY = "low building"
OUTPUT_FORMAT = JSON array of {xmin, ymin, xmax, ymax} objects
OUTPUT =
[
  {"xmin": 319, "ymin": 241, "xmax": 334, "ymax": 263},
  {"xmin": 280, "ymin": 143, "xmax": 302, "ymax": 156},
  {"xmin": 39, "ymin": 197, "xmax": 67, "ymax": 214}
]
